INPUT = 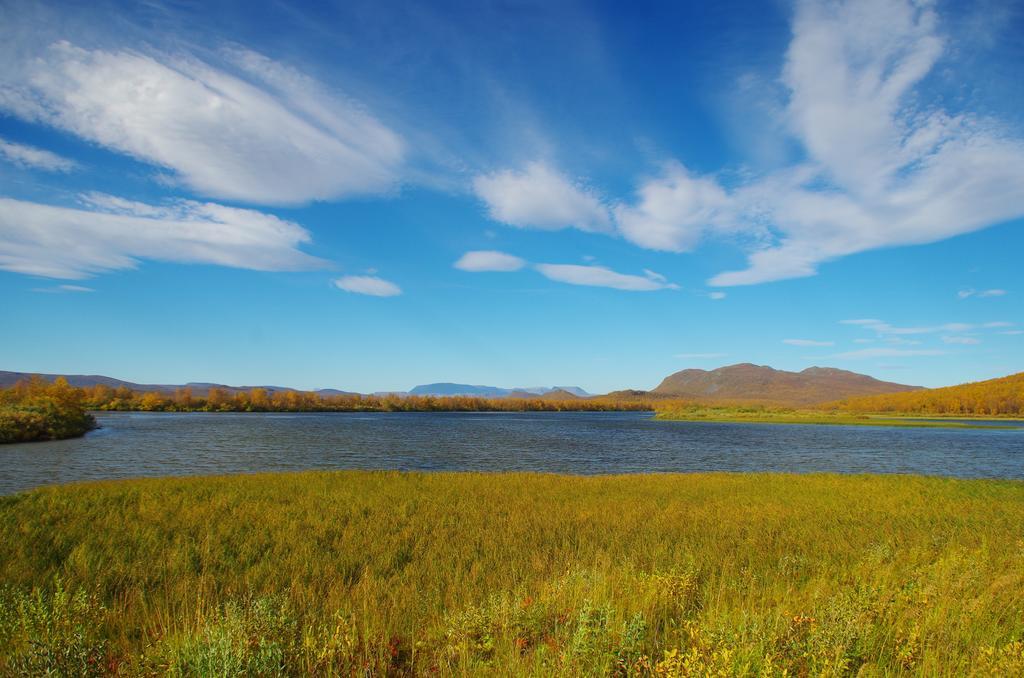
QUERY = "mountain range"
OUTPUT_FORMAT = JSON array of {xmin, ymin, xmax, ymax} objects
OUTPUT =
[
  {"xmin": 0, "ymin": 365, "xmax": 919, "ymax": 405},
  {"xmin": 407, "ymin": 383, "xmax": 589, "ymax": 398},
  {"xmin": 0, "ymin": 371, "xmax": 588, "ymax": 400},
  {"xmin": 0, "ymin": 371, "xmax": 358, "ymax": 397}
]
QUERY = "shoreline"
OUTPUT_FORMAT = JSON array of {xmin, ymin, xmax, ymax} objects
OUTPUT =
[{"xmin": 654, "ymin": 411, "xmax": 1024, "ymax": 429}]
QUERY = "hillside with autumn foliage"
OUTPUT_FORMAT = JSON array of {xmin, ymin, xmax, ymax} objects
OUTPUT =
[{"xmin": 828, "ymin": 372, "xmax": 1024, "ymax": 417}]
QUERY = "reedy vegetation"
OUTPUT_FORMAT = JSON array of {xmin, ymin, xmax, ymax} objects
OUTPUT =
[
  {"xmin": 650, "ymin": 403, "xmax": 1021, "ymax": 428},
  {"xmin": 1, "ymin": 472, "xmax": 1022, "ymax": 675}
]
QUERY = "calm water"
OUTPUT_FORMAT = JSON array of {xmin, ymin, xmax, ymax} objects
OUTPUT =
[{"xmin": 1, "ymin": 411, "xmax": 1023, "ymax": 494}]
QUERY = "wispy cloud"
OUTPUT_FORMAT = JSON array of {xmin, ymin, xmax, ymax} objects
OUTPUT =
[
  {"xmin": 704, "ymin": 0, "xmax": 1024, "ymax": 286},
  {"xmin": 832, "ymin": 348, "xmax": 947, "ymax": 359},
  {"xmin": 333, "ymin": 275, "xmax": 402, "ymax": 297},
  {"xmin": 942, "ymin": 336, "xmax": 981, "ymax": 345},
  {"xmin": 32, "ymin": 284, "xmax": 94, "ymax": 293},
  {"xmin": 453, "ymin": 250, "xmax": 526, "ymax": 272},
  {"xmin": 841, "ymin": 319, "xmax": 977, "ymax": 336},
  {"xmin": 478, "ymin": 1, "xmax": 1024, "ymax": 288},
  {"xmin": 708, "ymin": 291, "xmax": 727, "ymax": 300},
  {"xmin": 0, "ymin": 137, "xmax": 77, "ymax": 172},
  {"xmin": 455, "ymin": 250, "xmax": 679, "ymax": 292},
  {"xmin": 883, "ymin": 337, "xmax": 923, "ymax": 346},
  {"xmin": 0, "ymin": 42, "xmax": 403, "ymax": 204},
  {"xmin": 783, "ymin": 338, "xmax": 834, "ymax": 347},
  {"xmin": 473, "ymin": 162, "xmax": 611, "ymax": 233},
  {"xmin": 0, "ymin": 194, "xmax": 325, "ymax": 279},
  {"xmin": 534, "ymin": 263, "xmax": 678, "ymax": 291},
  {"xmin": 959, "ymin": 288, "xmax": 1008, "ymax": 299}
]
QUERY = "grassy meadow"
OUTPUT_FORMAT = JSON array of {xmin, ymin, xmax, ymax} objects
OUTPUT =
[{"xmin": 1, "ymin": 471, "xmax": 1023, "ymax": 675}]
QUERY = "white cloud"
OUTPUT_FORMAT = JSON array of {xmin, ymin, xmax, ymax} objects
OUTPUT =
[
  {"xmin": 32, "ymin": 284, "xmax": 94, "ymax": 293},
  {"xmin": 1000, "ymin": 330, "xmax": 1024, "ymax": 336},
  {"xmin": 783, "ymin": 338, "xmax": 834, "ymax": 347},
  {"xmin": 534, "ymin": 263, "xmax": 678, "ymax": 291},
  {"xmin": 688, "ymin": 0, "xmax": 1024, "ymax": 286},
  {"xmin": 983, "ymin": 321, "xmax": 1013, "ymax": 328},
  {"xmin": 960, "ymin": 288, "xmax": 1008, "ymax": 299},
  {"xmin": 708, "ymin": 291, "xmax": 727, "ymax": 300},
  {"xmin": 0, "ymin": 194, "xmax": 325, "ymax": 279},
  {"xmin": 0, "ymin": 137, "xmax": 77, "ymax": 172},
  {"xmin": 333, "ymin": 275, "xmax": 402, "ymax": 297},
  {"xmin": 942, "ymin": 336, "xmax": 981, "ymax": 345},
  {"xmin": 614, "ymin": 162, "xmax": 728, "ymax": 252},
  {"xmin": 675, "ymin": 352, "xmax": 728, "ymax": 359},
  {"xmin": 884, "ymin": 337, "xmax": 923, "ymax": 346},
  {"xmin": 472, "ymin": 162, "xmax": 611, "ymax": 233},
  {"xmin": 454, "ymin": 251, "xmax": 677, "ymax": 292},
  {"xmin": 0, "ymin": 42, "xmax": 403, "ymax": 204},
  {"xmin": 454, "ymin": 250, "xmax": 526, "ymax": 272},
  {"xmin": 832, "ymin": 348, "xmax": 947, "ymax": 359},
  {"xmin": 842, "ymin": 319, "xmax": 978, "ymax": 336}
]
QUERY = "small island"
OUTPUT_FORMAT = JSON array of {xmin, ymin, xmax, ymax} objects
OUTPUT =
[{"xmin": 0, "ymin": 377, "xmax": 96, "ymax": 444}]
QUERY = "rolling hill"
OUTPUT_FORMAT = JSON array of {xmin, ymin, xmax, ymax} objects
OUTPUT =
[
  {"xmin": 0, "ymin": 371, "xmax": 358, "ymax": 397},
  {"xmin": 829, "ymin": 371, "xmax": 1024, "ymax": 416},
  {"xmin": 649, "ymin": 364, "xmax": 920, "ymax": 406}
]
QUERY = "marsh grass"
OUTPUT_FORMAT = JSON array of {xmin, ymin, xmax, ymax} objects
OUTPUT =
[
  {"xmin": 652, "ymin": 404, "xmax": 1022, "ymax": 428},
  {"xmin": 1, "ymin": 471, "xmax": 1023, "ymax": 675}
]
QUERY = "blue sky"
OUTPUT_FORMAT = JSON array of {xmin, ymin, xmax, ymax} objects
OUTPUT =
[{"xmin": 1, "ymin": 0, "xmax": 1022, "ymax": 393}]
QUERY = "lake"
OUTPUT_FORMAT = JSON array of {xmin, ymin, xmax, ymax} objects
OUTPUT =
[{"xmin": 1, "ymin": 411, "xmax": 1022, "ymax": 494}]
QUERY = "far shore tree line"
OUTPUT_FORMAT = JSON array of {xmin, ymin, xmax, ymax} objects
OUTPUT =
[{"xmin": 2, "ymin": 378, "xmax": 654, "ymax": 414}]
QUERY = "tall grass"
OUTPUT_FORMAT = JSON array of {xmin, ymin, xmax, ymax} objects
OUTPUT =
[
  {"xmin": 652, "ymin": 403, "xmax": 1022, "ymax": 428},
  {"xmin": 1, "ymin": 472, "xmax": 1022, "ymax": 675}
]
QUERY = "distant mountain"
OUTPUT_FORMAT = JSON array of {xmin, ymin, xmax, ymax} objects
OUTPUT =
[
  {"xmin": 502, "ymin": 388, "xmax": 582, "ymax": 401},
  {"xmin": 409, "ymin": 383, "xmax": 512, "ymax": 397},
  {"xmin": 551, "ymin": 386, "xmax": 589, "ymax": 397},
  {"xmin": 539, "ymin": 388, "xmax": 582, "ymax": 401},
  {"xmin": 505, "ymin": 390, "xmax": 540, "ymax": 399},
  {"xmin": 409, "ymin": 383, "xmax": 589, "ymax": 398},
  {"xmin": 651, "ymin": 364, "xmax": 920, "ymax": 405},
  {"xmin": 0, "ymin": 371, "xmax": 358, "ymax": 397}
]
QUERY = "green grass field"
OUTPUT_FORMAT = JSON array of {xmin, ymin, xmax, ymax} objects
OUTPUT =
[{"xmin": 1, "ymin": 472, "xmax": 1023, "ymax": 675}]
